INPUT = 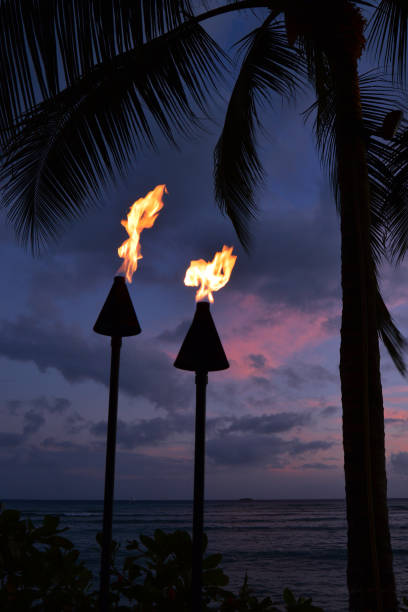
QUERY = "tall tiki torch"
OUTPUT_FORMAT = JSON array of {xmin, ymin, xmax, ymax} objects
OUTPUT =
[
  {"xmin": 94, "ymin": 184, "xmax": 167, "ymax": 612},
  {"xmin": 174, "ymin": 246, "xmax": 237, "ymax": 611}
]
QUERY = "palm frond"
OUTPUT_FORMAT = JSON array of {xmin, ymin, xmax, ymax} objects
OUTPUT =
[
  {"xmin": 0, "ymin": 0, "xmax": 193, "ymax": 141},
  {"xmin": 304, "ymin": 71, "xmax": 406, "ymax": 263},
  {"xmin": 214, "ymin": 18, "xmax": 305, "ymax": 249},
  {"xmin": 376, "ymin": 286, "xmax": 407, "ymax": 375},
  {"xmin": 366, "ymin": 139, "xmax": 394, "ymax": 264},
  {"xmin": 368, "ymin": 0, "xmax": 408, "ymax": 82},
  {"xmin": 0, "ymin": 22, "xmax": 226, "ymax": 253},
  {"xmin": 384, "ymin": 122, "xmax": 408, "ymax": 262}
]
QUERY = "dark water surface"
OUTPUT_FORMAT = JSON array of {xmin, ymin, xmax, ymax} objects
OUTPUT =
[{"xmin": 4, "ymin": 498, "xmax": 408, "ymax": 611}]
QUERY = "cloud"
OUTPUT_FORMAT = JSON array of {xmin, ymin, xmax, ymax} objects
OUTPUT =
[
  {"xmin": 23, "ymin": 409, "xmax": 45, "ymax": 435},
  {"xmin": 157, "ymin": 320, "xmax": 190, "ymax": 344},
  {"xmin": 207, "ymin": 433, "xmax": 334, "ymax": 466},
  {"xmin": 65, "ymin": 411, "xmax": 86, "ymax": 435},
  {"xmin": 31, "ymin": 397, "xmax": 71, "ymax": 414},
  {"xmin": 322, "ymin": 315, "xmax": 341, "ymax": 334},
  {"xmin": 217, "ymin": 412, "xmax": 310, "ymax": 435},
  {"xmin": 248, "ymin": 354, "xmax": 267, "ymax": 370},
  {"xmin": 0, "ymin": 315, "xmax": 190, "ymax": 413},
  {"xmin": 250, "ymin": 376, "xmax": 271, "ymax": 389},
  {"xmin": 267, "ymin": 364, "xmax": 337, "ymax": 390},
  {"xmin": 300, "ymin": 463, "xmax": 336, "ymax": 470},
  {"xmin": 271, "ymin": 366, "xmax": 304, "ymax": 389},
  {"xmin": 90, "ymin": 414, "xmax": 194, "ymax": 449},
  {"xmin": 5, "ymin": 400, "xmax": 23, "ymax": 414},
  {"xmin": 385, "ymin": 417, "xmax": 407, "ymax": 426},
  {"xmin": 221, "ymin": 293, "xmax": 339, "ymax": 377},
  {"xmin": 390, "ymin": 452, "xmax": 408, "ymax": 475},
  {"xmin": 207, "ymin": 434, "xmax": 287, "ymax": 466},
  {"xmin": 88, "ymin": 410, "xmax": 310, "ymax": 450},
  {"xmin": 320, "ymin": 405, "xmax": 340, "ymax": 417},
  {"xmin": 5, "ymin": 396, "xmax": 71, "ymax": 417},
  {"xmin": 288, "ymin": 439, "xmax": 333, "ymax": 456}
]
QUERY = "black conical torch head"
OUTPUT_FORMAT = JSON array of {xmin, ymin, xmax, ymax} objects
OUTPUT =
[
  {"xmin": 174, "ymin": 301, "xmax": 229, "ymax": 372},
  {"xmin": 93, "ymin": 276, "xmax": 141, "ymax": 337}
]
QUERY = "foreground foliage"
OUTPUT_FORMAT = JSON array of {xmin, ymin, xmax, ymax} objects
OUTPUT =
[
  {"xmin": 0, "ymin": 508, "xmax": 325, "ymax": 611},
  {"xmin": 0, "ymin": 509, "xmax": 93, "ymax": 611}
]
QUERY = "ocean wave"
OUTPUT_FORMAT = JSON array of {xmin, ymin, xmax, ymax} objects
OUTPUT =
[{"xmin": 62, "ymin": 512, "xmax": 101, "ymax": 517}]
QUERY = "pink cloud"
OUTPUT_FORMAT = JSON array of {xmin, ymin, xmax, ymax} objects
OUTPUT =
[
  {"xmin": 219, "ymin": 292, "xmax": 339, "ymax": 378},
  {"xmin": 383, "ymin": 386, "xmax": 408, "ymax": 409}
]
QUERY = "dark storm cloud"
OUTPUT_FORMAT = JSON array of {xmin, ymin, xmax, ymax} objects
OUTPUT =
[
  {"xmin": 0, "ymin": 315, "xmax": 190, "ymax": 412},
  {"xmin": 90, "ymin": 413, "xmax": 194, "ymax": 449},
  {"xmin": 390, "ymin": 452, "xmax": 408, "ymax": 475},
  {"xmin": 23, "ymin": 409, "xmax": 45, "ymax": 435}
]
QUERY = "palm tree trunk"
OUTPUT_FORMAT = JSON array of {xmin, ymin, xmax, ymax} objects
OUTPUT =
[{"xmin": 329, "ymin": 46, "xmax": 397, "ymax": 612}]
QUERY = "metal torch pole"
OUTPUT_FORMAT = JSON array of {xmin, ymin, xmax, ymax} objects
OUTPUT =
[
  {"xmin": 99, "ymin": 335, "xmax": 122, "ymax": 612},
  {"xmin": 192, "ymin": 370, "xmax": 208, "ymax": 612}
]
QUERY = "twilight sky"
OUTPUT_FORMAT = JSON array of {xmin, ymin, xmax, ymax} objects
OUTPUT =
[{"xmin": 2, "ymin": 10, "xmax": 408, "ymax": 500}]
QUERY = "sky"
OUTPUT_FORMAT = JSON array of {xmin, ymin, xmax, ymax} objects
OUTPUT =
[{"xmin": 2, "ymin": 8, "xmax": 408, "ymax": 500}]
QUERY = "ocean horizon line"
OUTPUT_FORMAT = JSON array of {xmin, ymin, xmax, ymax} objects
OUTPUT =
[{"xmin": 3, "ymin": 496, "xmax": 408, "ymax": 502}]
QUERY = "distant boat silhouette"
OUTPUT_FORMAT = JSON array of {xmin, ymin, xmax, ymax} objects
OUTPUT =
[{"xmin": 238, "ymin": 497, "xmax": 254, "ymax": 502}]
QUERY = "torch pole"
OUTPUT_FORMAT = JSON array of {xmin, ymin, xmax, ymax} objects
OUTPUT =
[
  {"xmin": 192, "ymin": 370, "xmax": 208, "ymax": 612},
  {"xmin": 99, "ymin": 335, "xmax": 122, "ymax": 612},
  {"xmin": 174, "ymin": 301, "xmax": 229, "ymax": 610}
]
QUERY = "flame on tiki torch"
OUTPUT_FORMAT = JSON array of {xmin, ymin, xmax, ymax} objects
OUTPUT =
[
  {"xmin": 118, "ymin": 184, "xmax": 167, "ymax": 283},
  {"xmin": 184, "ymin": 246, "xmax": 237, "ymax": 303}
]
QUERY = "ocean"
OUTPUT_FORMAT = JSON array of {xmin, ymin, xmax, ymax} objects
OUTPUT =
[{"xmin": 3, "ymin": 498, "xmax": 408, "ymax": 611}]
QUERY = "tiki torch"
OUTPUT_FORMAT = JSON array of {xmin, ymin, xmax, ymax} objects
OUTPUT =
[
  {"xmin": 174, "ymin": 246, "xmax": 237, "ymax": 611},
  {"xmin": 94, "ymin": 184, "xmax": 167, "ymax": 612}
]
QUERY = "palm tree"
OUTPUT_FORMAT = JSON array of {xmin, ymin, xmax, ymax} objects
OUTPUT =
[{"xmin": 1, "ymin": 1, "xmax": 408, "ymax": 610}]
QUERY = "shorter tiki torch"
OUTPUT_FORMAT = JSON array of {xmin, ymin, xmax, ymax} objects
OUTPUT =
[{"xmin": 174, "ymin": 245, "xmax": 236, "ymax": 612}]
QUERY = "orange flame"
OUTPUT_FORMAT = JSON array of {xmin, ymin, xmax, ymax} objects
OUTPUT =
[
  {"xmin": 118, "ymin": 184, "xmax": 167, "ymax": 282},
  {"xmin": 184, "ymin": 246, "xmax": 237, "ymax": 303}
]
